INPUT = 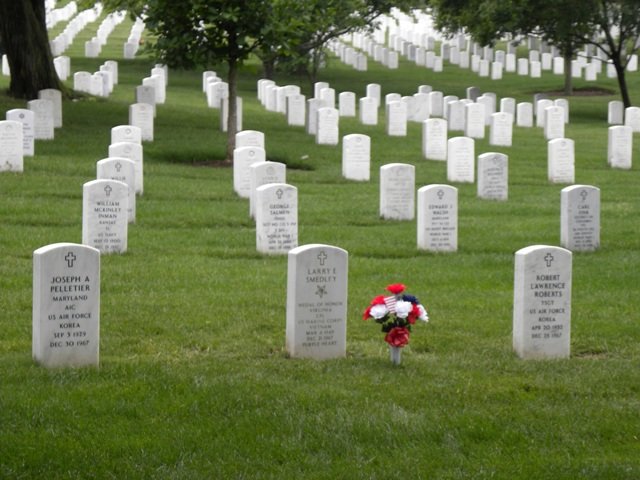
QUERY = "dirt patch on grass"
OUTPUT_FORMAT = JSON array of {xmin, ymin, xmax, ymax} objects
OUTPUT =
[{"xmin": 542, "ymin": 86, "xmax": 615, "ymax": 97}]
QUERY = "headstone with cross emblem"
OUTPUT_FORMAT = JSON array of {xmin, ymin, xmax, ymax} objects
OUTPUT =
[
  {"xmin": 249, "ymin": 161, "xmax": 286, "ymax": 219},
  {"xmin": 32, "ymin": 243, "xmax": 100, "ymax": 367},
  {"xmin": 417, "ymin": 184, "xmax": 458, "ymax": 251},
  {"xmin": 111, "ymin": 125, "xmax": 142, "ymax": 145},
  {"xmin": 607, "ymin": 125, "xmax": 633, "ymax": 170},
  {"xmin": 380, "ymin": 163, "xmax": 415, "ymax": 220},
  {"xmin": 6, "ymin": 109, "xmax": 35, "ymax": 156},
  {"xmin": 447, "ymin": 136, "xmax": 475, "ymax": 183},
  {"xmin": 286, "ymin": 244, "xmax": 348, "ymax": 359},
  {"xmin": 255, "ymin": 183, "xmax": 297, "ymax": 254},
  {"xmin": 561, "ymin": 185, "xmax": 600, "ymax": 251},
  {"xmin": 548, "ymin": 138, "xmax": 575, "ymax": 183},
  {"xmin": 82, "ymin": 179, "xmax": 129, "ymax": 254},
  {"xmin": 513, "ymin": 245, "xmax": 572, "ymax": 359},
  {"xmin": 342, "ymin": 134, "xmax": 371, "ymax": 181},
  {"xmin": 128, "ymin": 103, "xmax": 154, "ymax": 141},
  {"xmin": 109, "ymin": 142, "xmax": 143, "ymax": 195},
  {"xmin": 96, "ymin": 158, "xmax": 136, "ymax": 223},
  {"xmin": 477, "ymin": 152, "xmax": 508, "ymax": 201},
  {"xmin": 233, "ymin": 146, "xmax": 266, "ymax": 198},
  {"xmin": 422, "ymin": 118, "xmax": 448, "ymax": 161},
  {"xmin": 0, "ymin": 120, "xmax": 24, "ymax": 172}
]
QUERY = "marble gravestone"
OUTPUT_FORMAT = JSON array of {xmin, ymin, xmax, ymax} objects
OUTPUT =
[
  {"xmin": 233, "ymin": 146, "xmax": 266, "ymax": 198},
  {"xmin": 516, "ymin": 102, "xmax": 534, "ymax": 128},
  {"xmin": 489, "ymin": 112, "xmax": 513, "ymax": 147},
  {"xmin": 0, "ymin": 120, "xmax": 24, "ymax": 172},
  {"xmin": 236, "ymin": 130, "xmax": 265, "ymax": 149},
  {"xmin": 135, "ymin": 85, "xmax": 156, "ymax": 116},
  {"xmin": 6, "ymin": 109, "xmax": 35, "ymax": 157},
  {"xmin": 28, "ymin": 99, "xmax": 54, "ymax": 140},
  {"xmin": 380, "ymin": 163, "xmax": 415, "ymax": 220},
  {"xmin": 548, "ymin": 138, "xmax": 575, "ymax": 184},
  {"xmin": 417, "ymin": 184, "xmax": 458, "ymax": 252},
  {"xmin": 465, "ymin": 102, "xmax": 485, "ymax": 139},
  {"xmin": 111, "ymin": 125, "xmax": 142, "ymax": 145},
  {"xmin": 608, "ymin": 101, "xmax": 624, "ymax": 125},
  {"xmin": 129, "ymin": 103, "xmax": 154, "ymax": 141},
  {"xmin": 108, "ymin": 142, "xmax": 143, "ymax": 195},
  {"xmin": 513, "ymin": 245, "xmax": 572, "ymax": 359},
  {"xmin": 607, "ymin": 125, "xmax": 632, "ymax": 169},
  {"xmin": 624, "ymin": 106, "xmax": 640, "ymax": 132},
  {"xmin": 422, "ymin": 118, "xmax": 448, "ymax": 161},
  {"xmin": 38, "ymin": 89, "xmax": 63, "ymax": 128},
  {"xmin": 342, "ymin": 134, "xmax": 371, "ymax": 181},
  {"xmin": 477, "ymin": 152, "xmax": 508, "ymax": 201},
  {"xmin": 386, "ymin": 101, "xmax": 407, "ymax": 136},
  {"xmin": 561, "ymin": 185, "xmax": 600, "ymax": 251},
  {"xmin": 316, "ymin": 107, "xmax": 339, "ymax": 146},
  {"xmin": 359, "ymin": 97, "xmax": 378, "ymax": 125},
  {"xmin": 82, "ymin": 179, "xmax": 129, "ymax": 254},
  {"xmin": 220, "ymin": 96, "xmax": 243, "ymax": 133},
  {"xmin": 249, "ymin": 161, "xmax": 286, "ymax": 219},
  {"xmin": 286, "ymin": 244, "xmax": 348, "ymax": 360},
  {"xmin": 286, "ymin": 94, "xmax": 306, "ymax": 127},
  {"xmin": 447, "ymin": 136, "xmax": 475, "ymax": 183},
  {"xmin": 32, "ymin": 243, "xmax": 100, "ymax": 368},
  {"xmin": 96, "ymin": 157, "xmax": 136, "ymax": 223},
  {"xmin": 306, "ymin": 98, "xmax": 323, "ymax": 135},
  {"xmin": 255, "ymin": 183, "xmax": 298, "ymax": 254},
  {"xmin": 544, "ymin": 106, "xmax": 565, "ymax": 140},
  {"xmin": 338, "ymin": 92, "xmax": 356, "ymax": 117}
]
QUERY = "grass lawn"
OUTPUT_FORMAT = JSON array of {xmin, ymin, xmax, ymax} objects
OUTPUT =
[{"xmin": 1, "ymin": 15, "xmax": 639, "ymax": 480}]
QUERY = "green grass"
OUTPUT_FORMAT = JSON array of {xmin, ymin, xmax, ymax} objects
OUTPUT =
[{"xmin": 1, "ymin": 16, "xmax": 640, "ymax": 480}]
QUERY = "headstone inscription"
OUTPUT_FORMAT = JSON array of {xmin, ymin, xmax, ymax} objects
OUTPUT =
[
  {"xmin": 0, "ymin": 120, "xmax": 24, "ymax": 172},
  {"xmin": 607, "ymin": 125, "xmax": 632, "ymax": 169},
  {"xmin": 128, "ymin": 103, "xmax": 154, "ymax": 141},
  {"xmin": 338, "ymin": 92, "xmax": 356, "ymax": 117},
  {"xmin": 316, "ymin": 107, "xmax": 339, "ymax": 145},
  {"xmin": 82, "ymin": 179, "xmax": 129, "ymax": 254},
  {"xmin": 477, "ymin": 152, "xmax": 508, "ymax": 201},
  {"xmin": 306, "ymin": 98, "xmax": 324, "ymax": 135},
  {"xmin": 561, "ymin": 185, "xmax": 600, "ymax": 251},
  {"xmin": 28, "ymin": 99, "xmax": 54, "ymax": 140},
  {"xmin": 255, "ymin": 183, "xmax": 298, "ymax": 254},
  {"xmin": 513, "ymin": 245, "xmax": 572, "ymax": 359},
  {"xmin": 342, "ymin": 134, "xmax": 371, "ymax": 181},
  {"xmin": 286, "ymin": 244, "xmax": 348, "ymax": 359},
  {"xmin": 108, "ymin": 142, "xmax": 143, "ymax": 195},
  {"xmin": 135, "ymin": 85, "xmax": 156, "ymax": 116},
  {"xmin": 6, "ymin": 109, "xmax": 35, "ymax": 156},
  {"xmin": 379, "ymin": 163, "xmax": 415, "ymax": 220},
  {"xmin": 422, "ymin": 118, "xmax": 448, "ymax": 161},
  {"xmin": 548, "ymin": 138, "xmax": 575, "ymax": 183},
  {"xmin": 544, "ymin": 106, "xmax": 565, "ymax": 140},
  {"xmin": 465, "ymin": 102, "xmax": 485, "ymax": 139},
  {"xmin": 111, "ymin": 125, "xmax": 142, "ymax": 145},
  {"xmin": 286, "ymin": 94, "xmax": 306, "ymax": 127},
  {"xmin": 96, "ymin": 158, "xmax": 136, "ymax": 223},
  {"xmin": 417, "ymin": 185, "xmax": 458, "ymax": 252},
  {"xmin": 516, "ymin": 102, "xmax": 534, "ymax": 128},
  {"xmin": 359, "ymin": 97, "xmax": 378, "ymax": 125},
  {"xmin": 608, "ymin": 100, "xmax": 624, "ymax": 125},
  {"xmin": 233, "ymin": 146, "xmax": 266, "ymax": 198},
  {"xmin": 249, "ymin": 161, "xmax": 286, "ymax": 219},
  {"xmin": 236, "ymin": 130, "xmax": 265, "ymax": 149},
  {"xmin": 38, "ymin": 89, "xmax": 63, "ymax": 128},
  {"xmin": 32, "ymin": 243, "xmax": 100, "ymax": 368},
  {"xmin": 447, "ymin": 136, "xmax": 475, "ymax": 183},
  {"xmin": 489, "ymin": 112, "xmax": 513, "ymax": 147},
  {"xmin": 386, "ymin": 101, "xmax": 407, "ymax": 136}
]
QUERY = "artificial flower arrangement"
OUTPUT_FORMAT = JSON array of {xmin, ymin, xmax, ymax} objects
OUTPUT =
[{"xmin": 363, "ymin": 283, "xmax": 429, "ymax": 363}]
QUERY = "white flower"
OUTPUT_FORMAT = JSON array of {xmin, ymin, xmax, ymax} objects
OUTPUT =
[
  {"xmin": 394, "ymin": 300, "xmax": 413, "ymax": 319},
  {"xmin": 418, "ymin": 304, "xmax": 429, "ymax": 322},
  {"xmin": 369, "ymin": 304, "xmax": 388, "ymax": 319}
]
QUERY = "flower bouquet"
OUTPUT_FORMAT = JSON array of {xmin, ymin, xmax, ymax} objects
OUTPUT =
[{"xmin": 363, "ymin": 283, "xmax": 429, "ymax": 365}]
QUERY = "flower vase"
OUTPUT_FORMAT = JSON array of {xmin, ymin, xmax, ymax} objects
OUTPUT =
[{"xmin": 389, "ymin": 346, "xmax": 402, "ymax": 365}]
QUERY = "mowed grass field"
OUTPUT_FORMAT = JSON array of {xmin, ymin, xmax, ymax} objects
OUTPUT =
[{"xmin": 1, "ymin": 15, "xmax": 639, "ymax": 479}]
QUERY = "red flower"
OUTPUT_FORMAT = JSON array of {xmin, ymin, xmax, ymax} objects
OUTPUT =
[
  {"xmin": 407, "ymin": 304, "xmax": 421, "ymax": 324},
  {"xmin": 386, "ymin": 283, "xmax": 406, "ymax": 295},
  {"xmin": 385, "ymin": 327, "xmax": 410, "ymax": 347},
  {"xmin": 371, "ymin": 295, "xmax": 386, "ymax": 305},
  {"xmin": 362, "ymin": 306, "xmax": 372, "ymax": 320}
]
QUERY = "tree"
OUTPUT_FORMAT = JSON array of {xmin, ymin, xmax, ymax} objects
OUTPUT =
[
  {"xmin": 428, "ymin": 0, "xmax": 640, "ymax": 105},
  {"xmin": 0, "ymin": 0, "xmax": 63, "ymax": 99}
]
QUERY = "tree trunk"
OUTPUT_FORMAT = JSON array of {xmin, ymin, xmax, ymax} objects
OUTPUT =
[
  {"xmin": 612, "ymin": 56, "xmax": 631, "ymax": 108},
  {"xmin": 0, "ymin": 0, "xmax": 63, "ymax": 99},
  {"xmin": 563, "ymin": 54, "xmax": 573, "ymax": 96},
  {"xmin": 226, "ymin": 57, "xmax": 238, "ymax": 163},
  {"xmin": 262, "ymin": 58, "xmax": 275, "ymax": 80}
]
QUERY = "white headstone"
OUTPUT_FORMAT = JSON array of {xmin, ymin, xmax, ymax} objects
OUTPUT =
[
  {"xmin": 286, "ymin": 94, "xmax": 306, "ymax": 127},
  {"xmin": 500, "ymin": 97, "xmax": 516, "ymax": 117},
  {"xmin": 412, "ymin": 93, "xmax": 430, "ymax": 122},
  {"xmin": 96, "ymin": 158, "xmax": 136, "ymax": 223},
  {"xmin": 608, "ymin": 101, "xmax": 624, "ymax": 125},
  {"xmin": 342, "ymin": 134, "xmax": 370, "ymax": 181},
  {"xmin": 447, "ymin": 100, "xmax": 466, "ymax": 131},
  {"xmin": 38, "ymin": 89, "xmax": 63, "ymax": 128},
  {"xmin": 128, "ymin": 103, "xmax": 154, "ymax": 141},
  {"xmin": 380, "ymin": 163, "xmax": 415, "ymax": 220},
  {"xmin": 74, "ymin": 71, "xmax": 92, "ymax": 93},
  {"xmin": 477, "ymin": 152, "xmax": 508, "ymax": 201},
  {"xmin": 316, "ymin": 107, "xmax": 339, "ymax": 145},
  {"xmin": 32, "ymin": 243, "xmax": 100, "ymax": 368},
  {"xmin": 6, "ymin": 109, "xmax": 35, "ymax": 157},
  {"xmin": 359, "ymin": 97, "xmax": 378, "ymax": 125},
  {"xmin": 544, "ymin": 106, "xmax": 565, "ymax": 140},
  {"xmin": 236, "ymin": 130, "xmax": 265, "ymax": 149},
  {"xmin": 111, "ymin": 125, "xmax": 142, "ymax": 145},
  {"xmin": 422, "ymin": 118, "xmax": 448, "ymax": 161},
  {"xmin": 108, "ymin": 142, "xmax": 143, "ymax": 195},
  {"xmin": 554, "ymin": 98, "xmax": 570, "ymax": 123},
  {"xmin": 385, "ymin": 101, "xmax": 407, "ymax": 136},
  {"xmin": 313, "ymin": 82, "xmax": 330, "ymax": 99},
  {"xmin": 513, "ymin": 245, "xmax": 572, "ymax": 359},
  {"xmin": 306, "ymin": 98, "xmax": 324, "ymax": 135},
  {"xmin": 220, "ymin": 96, "xmax": 243, "ymax": 133},
  {"xmin": 464, "ymin": 102, "xmax": 485, "ymax": 139},
  {"xmin": 561, "ymin": 185, "xmax": 600, "ymax": 251},
  {"xmin": 0, "ymin": 120, "xmax": 24, "ymax": 172},
  {"xmin": 28, "ymin": 99, "xmax": 54, "ymax": 140},
  {"xmin": 286, "ymin": 244, "xmax": 348, "ymax": 359},
  {"xmin": 429, "ymin": 91, "xmax": 444, "ymax": 117},
  {"xmin": 516, "ymin": 102, "xmax": 534, "ymax": 127},
  {"xmin": 548, "ymin": 138, "xmax": 575, "ymax": 183},
  {"xmin": 607, "ymin": 125, "xmax": 632, "ymax": 169},
  {"xmin": 447, "ymin": 136, "xmax": 475, "ymax": 183},
  {"xmin": 624, "ymin": 106, "xmax": 640, "ymax": 132},
  {"xmin": 234, "ymin": 146, "xmax": 266, "ymax": 197},
  {"xmin": 366, "ymin": 83, "xmax": 381, "ymax": 107},
  {"xmin": 489, "ymin": 112, "xmax": 513, "ymax": 146},
  {"xmin": 249, "ymin": 161, "xmax": 286, "ymax": 218},
  {"xmin": 255, "ymin": 183, "xmax": 298, "ymax": 254},
  {"xmin": 338, "ymin": 92, "xmax": 356, "ymax": 117},
  {"xmin": 136, "ymin": 85, "xmax": 156, "ymax": 116},
  {"xmin": 417, "ymin": 185, "xmax": 458, "ymax": 251},
  {"xmin": 82, "ymin": 179, "xmax": 129, "ymax": 254}
]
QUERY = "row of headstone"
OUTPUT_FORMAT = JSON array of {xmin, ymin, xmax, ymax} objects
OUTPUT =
[
  {"xmin": 124, "ymin": 17, "xmax": 145, "ymax": 59},
  {"xmin": 204, "ymin": 71, "xmax": 243, "ymax": 132},
  {"xmin": 50, "ymin": 4, "xmax": 102, "ymax": 56},
  {"xmin": 73, "ymin": 60, "xmax": 118, "ymax": 97},
  {"xmin": 46, "ymin": 0, "xmax": 77, "ymax": 30}
]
